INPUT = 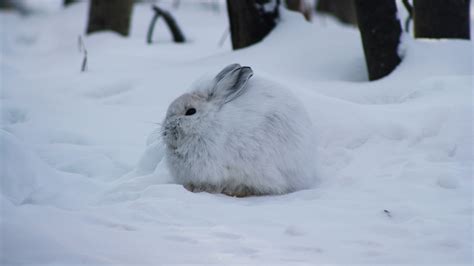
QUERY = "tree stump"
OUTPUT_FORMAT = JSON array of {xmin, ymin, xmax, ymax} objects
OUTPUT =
[
  {"xmin": 354, "ymin": 0, "xmax": 402, "ymax": 81},
  {"xmin": 86, "ymin": 0, "xmax": 134, "ymax": 37},
  {"xmin": 226, "ymin": 0, "xmax": 280, "ymax": 50},
  {"xmin": 414, "ymin": 0, "xmax": 470, "ymax": 40}
]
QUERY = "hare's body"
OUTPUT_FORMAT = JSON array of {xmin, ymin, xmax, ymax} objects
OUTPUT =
[{"xmin": 162, "ymin": 64, "xmax": 316, "ymax": 196}]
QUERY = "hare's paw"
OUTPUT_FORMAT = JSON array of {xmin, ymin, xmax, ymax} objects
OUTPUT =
[
  {"xmin": 183, "ymin": 183, "xmax": 196, "ymax": 192},
  {"xmin": 222, "ymin": 185, "xmax": 259, "ymax": 198},
  {"xmin": 183, "ymin": 183, "xmax": 219, "ymax": 194}
]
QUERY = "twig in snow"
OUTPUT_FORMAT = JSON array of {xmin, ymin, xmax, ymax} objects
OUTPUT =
[
  {"xmin": 402, "ymin": 0, "xmax": 413, "ymax": 33},
  {"xmin": 78, "ymin": 35, "xmax": 88, "ymax": 72},
  {"xmin": 218, "ymin": 27, "xmax": 230, "ymax": 47},
  {"xmin": 147, "ymin": 5, "xmax": 186, "ymax": 44}
]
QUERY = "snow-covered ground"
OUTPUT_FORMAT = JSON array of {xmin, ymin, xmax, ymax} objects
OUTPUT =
[{"xmin": 1, "ymin": 1, "xmax": 473, "ymax": 264}]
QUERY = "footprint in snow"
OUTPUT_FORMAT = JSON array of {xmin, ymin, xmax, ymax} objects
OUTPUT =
[
  {"xmin": 2, "ymin": 107, "xmax": 28, "ymax": 125},
  {"xmin": 284, "ymin": 225, "xmax": 306, "ymax": 237}
]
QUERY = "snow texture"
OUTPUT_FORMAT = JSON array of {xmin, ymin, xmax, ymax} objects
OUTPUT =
[{"xmin": 1, "ymin": 0, "xmax": 472, "ymax": 264}]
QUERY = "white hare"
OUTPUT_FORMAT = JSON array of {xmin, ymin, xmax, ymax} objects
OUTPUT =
[{"xmin": 161, "ymin": 64, "xmax": 316, "ymax": 197}]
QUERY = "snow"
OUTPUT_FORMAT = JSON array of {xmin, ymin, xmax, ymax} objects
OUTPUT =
[{"xmin": 1, "ymin": 1, "xmax": 473, "ymax": 264}]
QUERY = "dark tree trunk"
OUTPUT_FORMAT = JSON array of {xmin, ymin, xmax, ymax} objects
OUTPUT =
[
  {"xmin": 316, "ymin": 0, "xmax": 357, "ymax": 25},
  {"xmin": 64, "ymin": 0, "xmax": 76, "ymax": 6},
  {"xmin": 354, "ymin": 0, "xmax": 402, "ymax": 81},
  {"xmin": 414, "ymin": 0, "xmax": 470, "ymax": 40},
  {"xmin": 0, "ymin": 0, "xmax": 13, "ymax": 9},
  {"xmin": 86, "ymin": 0, "xmax": 134, "ymax": 37},
  {"xmin": 226, "ymin": 0, "xmax": 279, "ymax": 50},
  {"xmin": 285, "ymin": 0, "xmax": 300, "ymax": 11}
]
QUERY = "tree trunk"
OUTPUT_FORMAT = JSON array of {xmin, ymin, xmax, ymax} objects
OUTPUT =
[
  {"xmin": 64, "ymin": 0, "xmax": 76, "ymax": 6},
  {"xmin": 86, "ymin": 0, "xmax": 134, "ymax": 37},
  {"xmin": 316, "ymin": 0, "xmax": 357, "ymax": 25},
  {"xmin": 354, "ymin": 0, "xmax": 402, "ymax": 81},
  {"xmin": 226, "ymin": 0, "xmax": 279, "ymax": 50},
  {"xmin": 414, "ymin": 0, "xmax": 470, "ymax": 40},
  {"xmin": 0, "ymin": 0, "xmax": 13, "ymax": 9},
  {"xmin": 285, "ymin": 0, "xmax": 300, "ymax": 10}
]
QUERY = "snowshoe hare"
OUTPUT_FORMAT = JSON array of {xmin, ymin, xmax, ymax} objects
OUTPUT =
[{"xmin": 162, "ymin": 64, "xmax": 316, "ymax": 197}]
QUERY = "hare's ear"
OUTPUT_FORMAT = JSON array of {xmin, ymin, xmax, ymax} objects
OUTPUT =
[
  {"xmin": 212, "ymin": 65, "xmax": 253, "ymax": 104},
  {"xmin": 215, "ymin": 63, "xmax": 241, "ymax": 83}
]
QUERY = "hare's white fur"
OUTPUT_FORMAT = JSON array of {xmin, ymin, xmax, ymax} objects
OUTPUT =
[{"xmin": 161, "ymin": 64, "xmax": 316, "ymax": 196}]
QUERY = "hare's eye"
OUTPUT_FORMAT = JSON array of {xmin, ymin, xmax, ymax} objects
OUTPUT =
[{"xmin": 185, "ymin": 108, "xmax": 196, "ymax": 116}]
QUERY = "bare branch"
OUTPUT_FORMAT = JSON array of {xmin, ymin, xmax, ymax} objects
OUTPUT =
[{"xmin": 78, "ymin": 35, "xmax": 88, "ymax": 72}]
